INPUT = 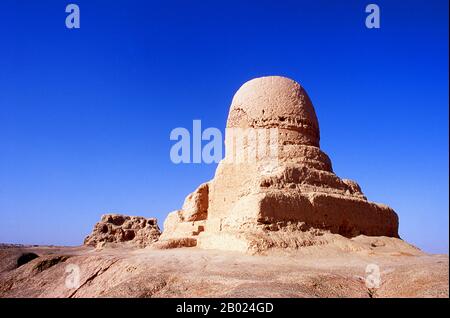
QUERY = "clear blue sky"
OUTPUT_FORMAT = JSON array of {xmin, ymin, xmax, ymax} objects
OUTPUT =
[{"xmin": 0, "ymin": 0, "xmax": 448, "ymax": 253}]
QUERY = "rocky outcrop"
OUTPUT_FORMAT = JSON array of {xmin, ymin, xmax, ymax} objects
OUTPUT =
[
  {"xmin": 160, "ymin": 76, "xmax": 399, "ymax": 253},
  {"xmin": 84, "ymin": 214, "xmax": 161, "ymax": 248},
  {"xmin": 158, "ymin": 183, "xmax": 208, "ymax": 247},
  {"xmin": 180, "ymin": 182, "xmax": 209, "ymax": 222}
]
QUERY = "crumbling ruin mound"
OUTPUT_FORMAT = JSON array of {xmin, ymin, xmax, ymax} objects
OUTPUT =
[{"xmin": 84, "ymin": 214, "xmax": 161, "ymax": 248}]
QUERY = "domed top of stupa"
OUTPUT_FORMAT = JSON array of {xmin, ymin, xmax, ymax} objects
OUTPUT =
[{"xmin": 226, "ymin": 76, "xmax": 320, "ymax": 146}]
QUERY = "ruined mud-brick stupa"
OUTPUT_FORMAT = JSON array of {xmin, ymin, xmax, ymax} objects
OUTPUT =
[{"xmin": 160, "ymin": 76, "xmax": 399, "ymax": 253}]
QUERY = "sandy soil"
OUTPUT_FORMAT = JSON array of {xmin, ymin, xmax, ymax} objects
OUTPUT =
[{"xmin": 0, "ymin": 236, "xmax": 447, "ymax": 298}]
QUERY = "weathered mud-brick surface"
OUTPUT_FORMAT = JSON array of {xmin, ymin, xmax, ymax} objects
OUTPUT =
[
  {"xmin": 84, "ymin": 214, "xmax": 161, "ymax": 248},
  {"xmin": 161, "ymin": 76, "xmax": 399, "ymax": 253},
  {"xmin": 158, "ymin": 183, "xmax": 208, "ymax": 248}
]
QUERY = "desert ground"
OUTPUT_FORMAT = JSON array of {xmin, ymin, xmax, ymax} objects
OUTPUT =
[{"xmin": 0, "ymin": 236, "xmax": 447, "ymax": 298}]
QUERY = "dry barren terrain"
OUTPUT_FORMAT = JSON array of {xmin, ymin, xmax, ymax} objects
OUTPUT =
[{"xmin": 0, "ymin": 236, "xmax": 447, "ymax": 298}]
